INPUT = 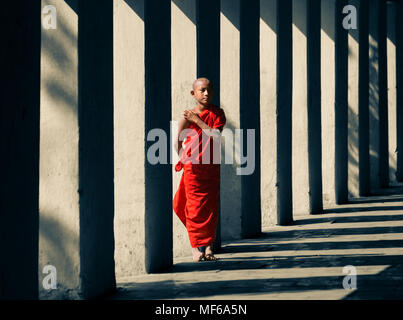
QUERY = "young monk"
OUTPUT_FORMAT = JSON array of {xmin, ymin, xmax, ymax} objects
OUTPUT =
[{"xmin": 173, "ymin": 78, "xmax": 226, "ymax": 262}]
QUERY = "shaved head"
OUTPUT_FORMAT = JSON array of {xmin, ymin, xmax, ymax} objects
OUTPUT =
[
  {"xmin": 192, "ymin": 77, "xmax": 212, "ymax": 90},
  {"xmin": 191, "ymin": 77, "xmax": 214, "ymax": 106}
]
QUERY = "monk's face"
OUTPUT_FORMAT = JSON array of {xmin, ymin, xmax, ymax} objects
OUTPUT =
[{"xmin": 191, "ymin": 80, "xmax": 214, "ymax": 106}]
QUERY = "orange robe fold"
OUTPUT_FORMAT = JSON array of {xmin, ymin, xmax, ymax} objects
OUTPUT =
[{"xmin": 173, "ymin": 104, "xmax": 226, "ymax": 248}]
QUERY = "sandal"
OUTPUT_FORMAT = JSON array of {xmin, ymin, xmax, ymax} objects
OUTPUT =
[
  {"xmin": 203, "ymin": 253, "xmax": 218, "ymax": 261},
  {"xmin": 192, "ymin": 247, "xmax": 205, "ymax": 262}
]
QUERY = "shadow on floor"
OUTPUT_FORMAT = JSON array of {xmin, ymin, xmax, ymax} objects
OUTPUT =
[
  {"xmin": 107, "ymin": 187, "xmax": 403, "ymax": 300},
  {"xmin": 110, "ymin": 256, "xmax": 403, "ymax": 300}
]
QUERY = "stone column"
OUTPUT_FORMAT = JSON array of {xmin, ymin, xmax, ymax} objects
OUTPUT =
[
  {"xmin": 335, "ymin": 0, "xmax": 349, "ymax": 203},
  {"xmin": 196, "ymin": 0, "xmax": 222, "ymax": 248},
  {"xmin": 144, "ymin": 0, "xmax": 173, "ymax": 272},
  {"xmin": 78, "ymin": 0, "xmax": 116, "ymax": 298},
  {"xmin": 240, "ymin": 0, "xmax": 261, "ymax": 237},
  {"xmin": 260, "ymin": 0, "xmax": 278, "ymax": 227},
  {"xmin": 0, "ymin": 0, "xmax": 41, "ymax": 300},
  {"xmin": 220, "ymin": 0, "xmax": 242, "ymax": 239},
  {"xmin": 377, "ymin": 0, "xmax": 389, "ymax": 188},
  {"xmin": 277, "ymin": 0, "xmax": 293, "ymax": 225},
  {"xmin": 114, "ymin": 0, "xmax": 172, "ymax": 278},
  {"xmin": 171, "ymin": 0, "xmax": 196, "ymax": 258},
  {"xmin": 357, "ymin": 0, "xmax": 370, "ymax": 195},
  {"xmin": 292, "ymin": 0, "xmax": 309, "ymax": 218},
  {"xmin": 397, "ymin": 0, "xmax": 403, "ymax": 181},
  {"xmin": 348, "ymin": 0, "xmax": 370, "ymax": 198},
  {"xmin": 307, "ymin": 0, "xmax": 323, "ymax": 213},
  {"xmin": 39, "ymin": 0, "xmax": 81, "ymax": 299},
  {"xmin": 369, "ymin": 0, "xmax": 389, "ymax": 191},
  {"xmin": 387, "ymin": 0, "xmax": 398, "ymax": 185},
  {"xmin": 113, "ymin": 0, "xmax": 147, "ymax": 280},
  {"xmin": 368, "ymin": 0, "xmax": 381, "ymax": 191},
  {"xmin": 321, "ymin": 0, "xmax": 337, "ymax": 207}
]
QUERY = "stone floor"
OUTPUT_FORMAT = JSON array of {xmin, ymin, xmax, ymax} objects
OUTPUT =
[{"xmin": 107, "ymin": 187, "xmax": 403, "ymax": 300}]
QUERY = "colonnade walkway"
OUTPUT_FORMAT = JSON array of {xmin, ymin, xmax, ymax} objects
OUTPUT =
[{"xmin": 107, "ymin": 187, "xmax": 403, "ymax": 300}]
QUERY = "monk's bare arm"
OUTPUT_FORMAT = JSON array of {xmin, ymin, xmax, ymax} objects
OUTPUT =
[
  {"xmin": 183, "ymin": 110, "xmax": 222, "ymax": 138},
  {"xmin": 175, "ymin": 117, "xmax": 190, "ymax": 155}
]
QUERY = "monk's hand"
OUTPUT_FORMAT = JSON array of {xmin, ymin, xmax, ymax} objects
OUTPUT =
[{"xmin": 183, "ymin": 110, "xmax": 200, "ymax": 124}]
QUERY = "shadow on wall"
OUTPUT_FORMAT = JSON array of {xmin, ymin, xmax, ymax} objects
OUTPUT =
[
  {"xmin": 260, "ymin": 0, "xmax": 276, "ymax": 32},
  {"xmin": 321, "ymin": 0, "xmax": 334, "ymax": 41},
  {"xmin": 124, "ymin": 0, "xmax": 144, "ymax": 20},
  {"xmin": 42, "ymin": 4, "xmax": 78, "ymax": 113},
  {"xmin": 368, "ymin": 33, "xmax": 380, "ymax": 190},
  {"xmin": 221, "ymin": 0, "xmax": 240, "ymax": 30},
  {"xmin": 172, "ymin": 0, "xmax": 196, "ymax": 24},
  {"xmin": 348, "ymin": 105, "xmax": 359, "ymax": 197},
  {"xmin": 65, "ymin": 0, "xmax": 78, "ymax": 13},
  {"xmin": 292, "ymin": 0, "xmax": 307, "ymax": 36}
]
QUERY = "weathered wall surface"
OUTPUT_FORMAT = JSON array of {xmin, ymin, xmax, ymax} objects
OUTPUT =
[
  {"xmin": 39, "ymin": 0, "xmax": 80, "ymax": 299},
  {"xmin": 113, "ymin": 0, "xmax": 146, "ymax": 280}
]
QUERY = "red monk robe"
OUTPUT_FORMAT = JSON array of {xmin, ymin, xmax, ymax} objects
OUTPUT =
[{"xmin": 173, "ymin": 104, "xmax": 226, "ymax": 248}]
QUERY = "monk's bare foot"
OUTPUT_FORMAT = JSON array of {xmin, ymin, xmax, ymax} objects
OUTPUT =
[
  {"xmin": 204, "ymin": 245, "xmax": 218, "ymax": 261},
  {"xmin": 192, "ymin": 247, "xmax": 204, "ymax": 262}
]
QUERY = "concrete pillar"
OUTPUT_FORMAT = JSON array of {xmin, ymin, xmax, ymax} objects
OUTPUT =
[
  {"xmin": 240, "ymin": 0, "xmax": 261, "ymax": 237},
  {"xmin": 335, "ymin": 0, "xmax": 349, "ymax": 203},
  {"xmin": 368, "ymin": 0, "xmax": 381, "ymax": 191},
  {"xmin": 292, "ymin": 0, "xmax": 309, "ymax": 218},
  {"xmin": 377, "ymin": 0, "xmax": 389, "ymax": 188},
  {"xmin": 369, "ymin": 0, "xmax": 389, "ymax": 191},
  {"xmin": 397, "ymin": 0, "xmax": 403, "ymax": 181},
  {"xmin": 321, "ymin": 0, "xmax": 337, "ymax": 207},
  {"xmin": 220, "ymin": 0, "xmax": 242, "ymax": 239},
  {"xmin": 221, "ymin": 0, "xmax": 261, "ymax": 238},
  {"xmin": 171, "ymin": 0, "xmax": 196, "ymax": 258},
  {"xmin": 0, "ymin": 0, "xmax": 41, "ymax": 300},
  {"xmin": 260, "ymin": 0, "xmax": 278, "ymax": 227},
  {"xmin": 196, "ymin": 0, "xmax": 221, "ymax": 249},
  {"xmin": 357, "ymin": 0, "xmax": 370, "ymax": 196},
  {"xmin": 78, "ymin": 0, "xmax": 116, "ymax": 298},
  {"xmin": 113, "ymin": 0, "xmax": 147, "ymax": 280},
  {"xmin": 387, "ymin": 0, "xmax": 398, "ymax": 185},
  {"xmin": 348, "ymin": 0, "xmax": 370, "ymax": 198},
  {"xmin": 39, "ymin": 0, "xmax": 80, "ymax": 299},
  {"xmin": 144, "ymin": 0, "xmax": 173, "ymax": 272},
  {"xmin": 307, "ymin": 0, "xmax": 323, "ymax": 213},
  {"xmin": 114, "ymin": 0, "xmax": 172, "ymax": 277},
  {"xmin": 277, "ymin": 0, "xmax": 293, "ymax": 225},
  {"xmin": 197, "ymin": 0, "xmax": 220, "ymax": 103}
]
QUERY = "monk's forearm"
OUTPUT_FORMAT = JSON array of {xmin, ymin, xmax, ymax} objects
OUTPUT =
[
  {"xmin": 194, "ymin": 118, "xmax": 221, "ymax": 138},
  {"xmin": 194, "ymin": 118, "xmax": 211, "ymax": 130}
]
